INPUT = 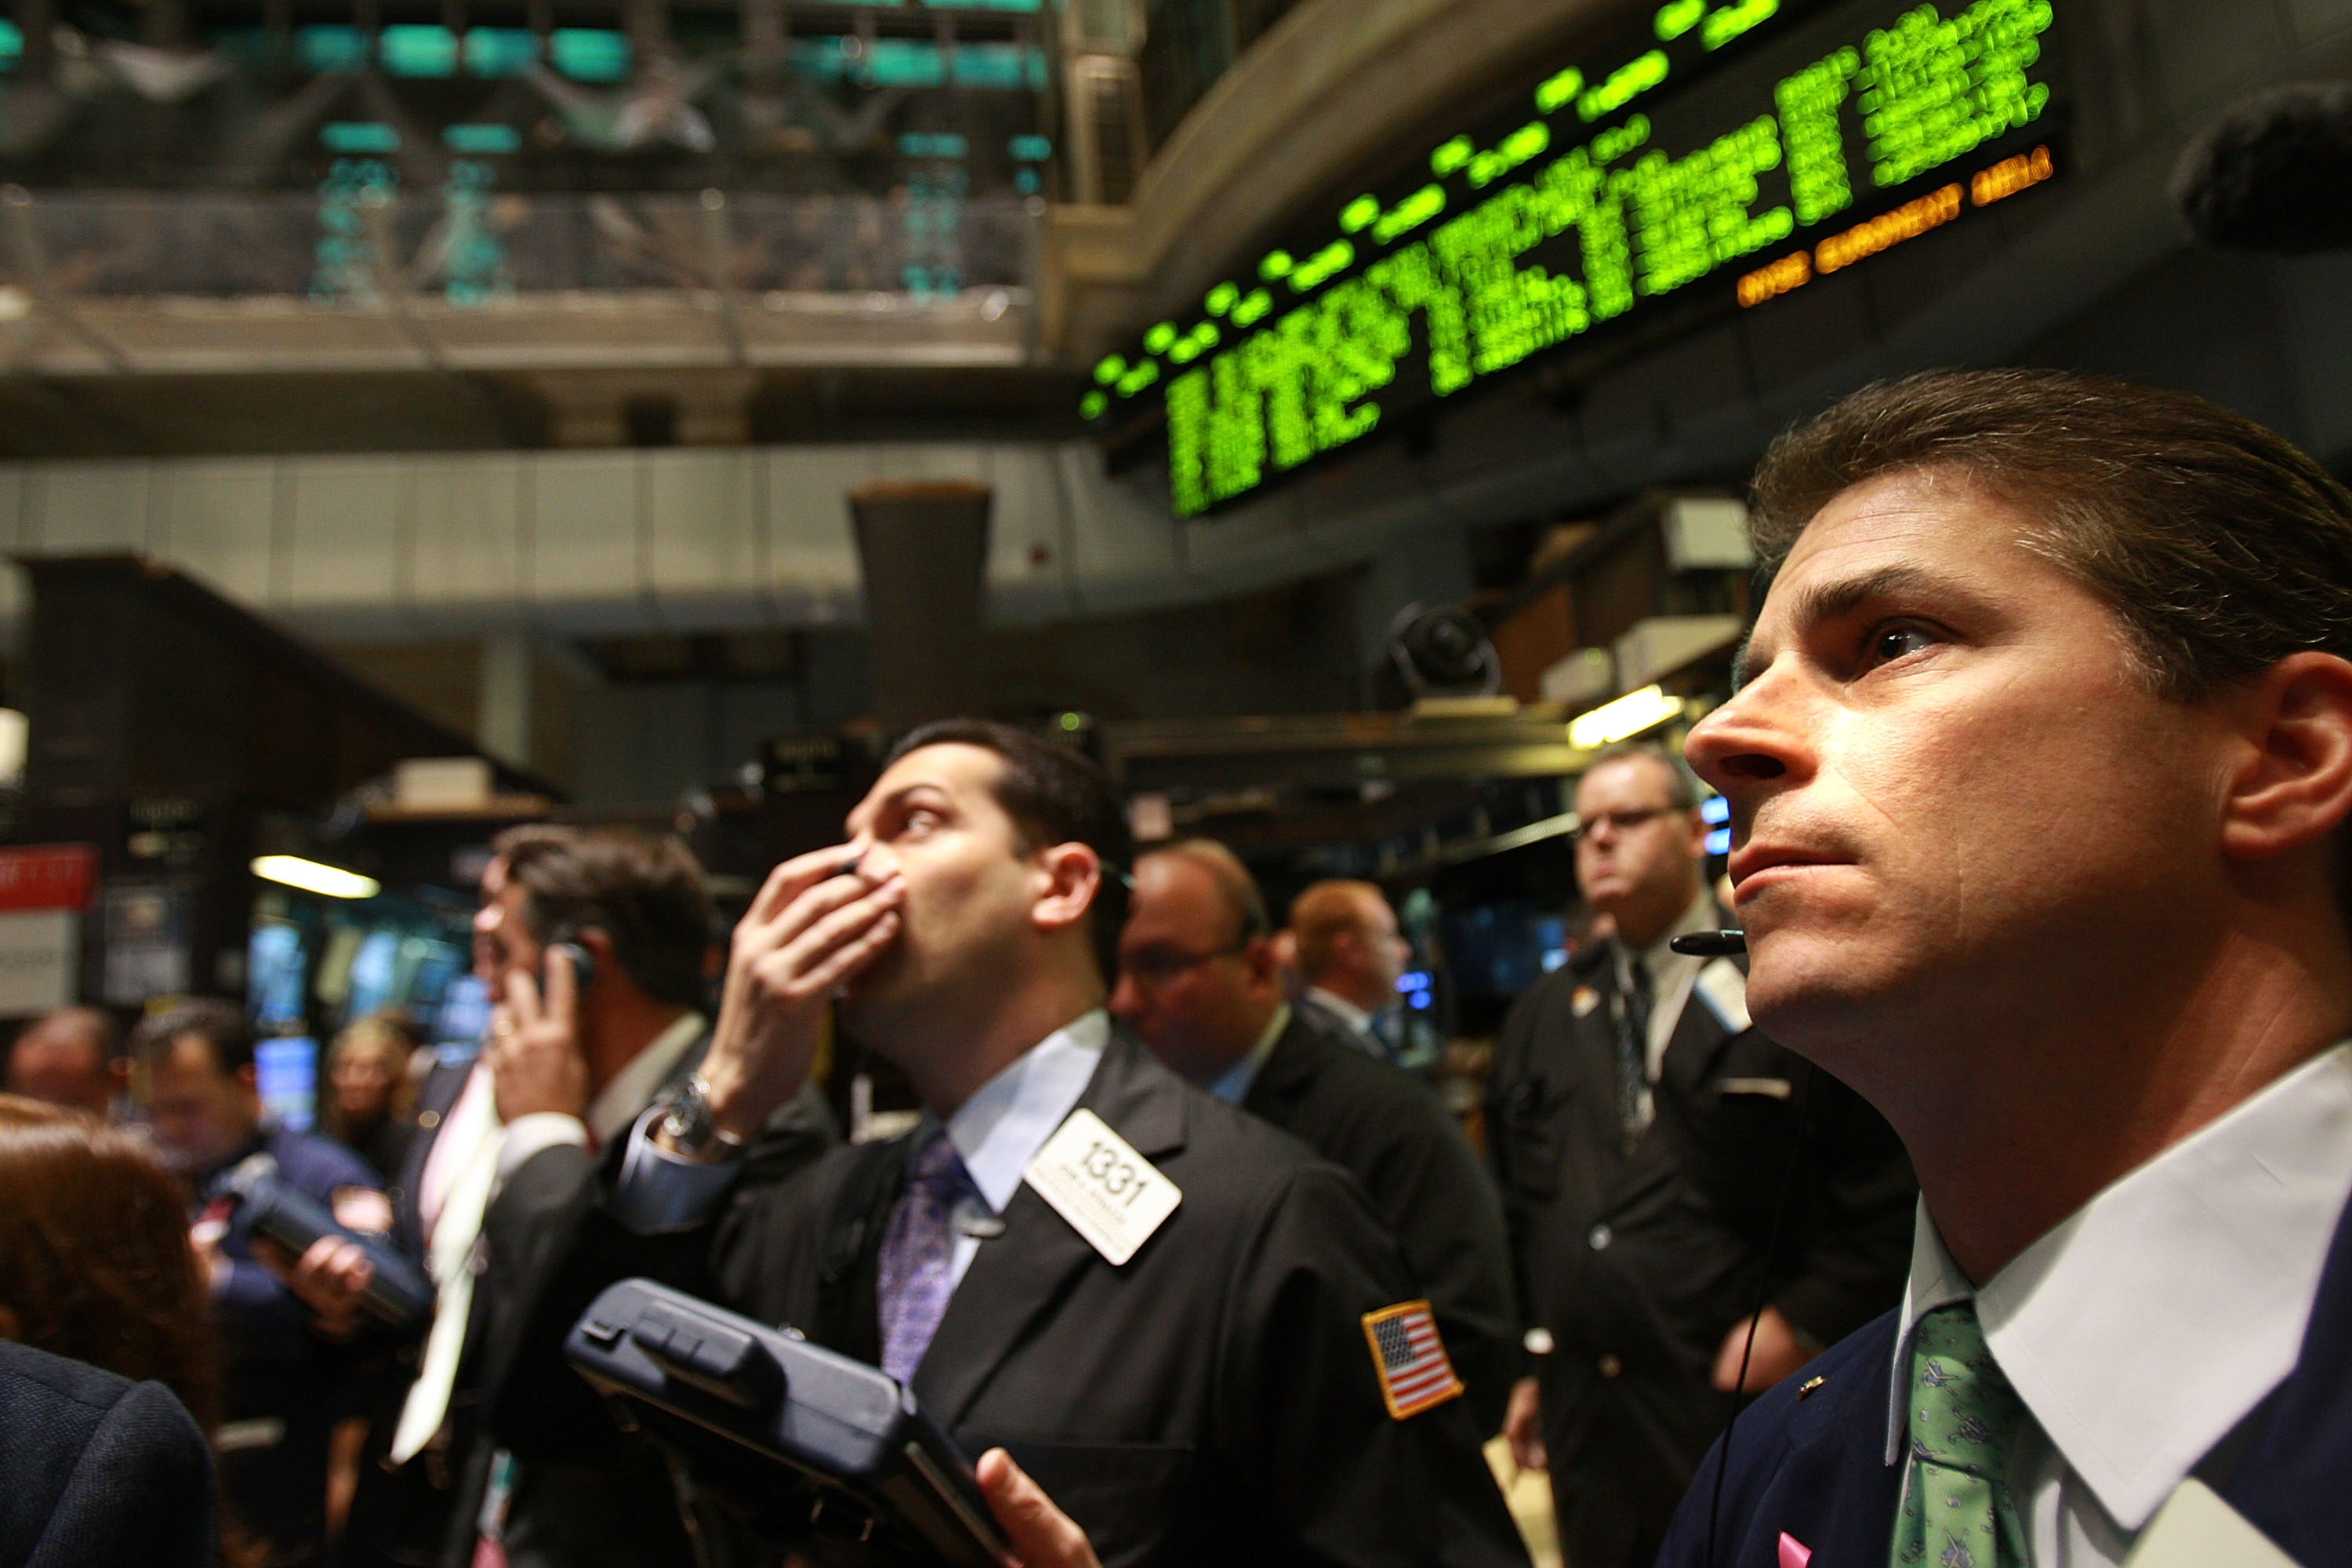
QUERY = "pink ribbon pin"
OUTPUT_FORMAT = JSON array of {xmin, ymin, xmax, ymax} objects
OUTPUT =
[{"xmin": 1777, "ymin": 1533, "xmax": 1813, "ymax": 1568}]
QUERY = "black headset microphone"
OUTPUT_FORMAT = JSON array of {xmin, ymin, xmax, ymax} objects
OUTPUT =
[{"xmin": 1664, "ymin": 926, "xmax": 1820, "ymax": 1566}]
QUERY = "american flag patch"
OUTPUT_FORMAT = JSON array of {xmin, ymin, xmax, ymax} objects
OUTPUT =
[{"xmin": 1360, "ymin": 1300, "xmax": 1462, "ymax": 1420}]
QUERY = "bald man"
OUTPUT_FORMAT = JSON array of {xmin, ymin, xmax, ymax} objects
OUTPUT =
[
  {"xmin": 1112, "ymin": 840, "xmax": 1519, "ymax": 1431},
  {"xmin": 8, "ymin": 1007, "xmax": 120, "ymax": 1120},
  {"xmin": 1289, "ymin": 880, "xmax": 1413, "ymax": 1061}
]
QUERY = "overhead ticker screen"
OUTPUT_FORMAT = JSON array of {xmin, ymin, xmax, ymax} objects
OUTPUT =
[{"xmin": 1089, "ymin": 0, "xmax": 2062, "ymax": 517}]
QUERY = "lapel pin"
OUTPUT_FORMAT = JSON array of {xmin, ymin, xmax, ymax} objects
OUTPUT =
[{"xmin": 1797, "ymin": 1375, "xmax": 1826, "ymax": 1399}]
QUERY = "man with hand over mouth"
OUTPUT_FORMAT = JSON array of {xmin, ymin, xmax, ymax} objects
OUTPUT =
[{"xmin": 599, "ymin": 719, "xmax": 1528, "ymax": 1568}]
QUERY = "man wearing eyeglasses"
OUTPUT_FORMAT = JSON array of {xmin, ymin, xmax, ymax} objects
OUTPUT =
[
  {"xmin": 1110, "ymin": 839, "xmax": 1519, "ymax": 1432},
  {"xmin": 1483, "ymin": 742, "xmax": 1914, "ymax": 1568}
]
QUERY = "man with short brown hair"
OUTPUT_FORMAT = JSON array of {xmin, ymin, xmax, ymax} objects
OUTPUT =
[
  {"xmin": 1288, "ymin": 879, "xmax": 1413, "ymax": 1060},
  {"xmin": 1486, "ymin": 741, "xmax": 1913, "ymax": 1568},
  {"xmin": 1664, "ymin": 368, "xmax": 2352, "ymax": 1566},
  {"xmin": 1113, "ymin": 840, "xmax": 1519, "ymax": 1430}
]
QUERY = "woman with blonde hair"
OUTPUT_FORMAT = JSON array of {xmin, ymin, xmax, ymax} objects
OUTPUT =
[{"xmin": 319, "ymin": 1012, "xmax": 422, "ymax": 1181}]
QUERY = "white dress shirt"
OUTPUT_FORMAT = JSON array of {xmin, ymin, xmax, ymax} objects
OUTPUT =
[
  {"xmin": 1886, "ymin": 1040, "xmax": 2352, "ymax": 1566},
  {"xmin": 615, "ymin": 1009, "xmax": 1111, "ymax": 1296},
  {"xmin": 1207, "ymin": 1004, "xmax": 1290, "ymax": 1105},
  {"xmin": 1613, "ymin": 893, "xmax": 1722, "ymax": 1083}
]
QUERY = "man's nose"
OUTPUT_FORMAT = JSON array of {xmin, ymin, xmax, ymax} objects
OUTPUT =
[
  {"xmin": 1107, "ymin": 968, "xmax": 1142, "ymax": 1020},
  {"xmin": 1683, "ymin": 669, "xmax": 1803, "ymax": 795}
]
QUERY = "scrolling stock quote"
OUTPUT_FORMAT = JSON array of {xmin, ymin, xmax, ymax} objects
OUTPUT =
[{"xmin": 1085, "ymin": 0, "xmax": 2063, "ymax": 517}]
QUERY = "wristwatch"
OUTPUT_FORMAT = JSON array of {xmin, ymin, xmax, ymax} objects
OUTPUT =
[{"xmin": 660, "ymin": 1073, "xmax": 747, "ymax": 1163}]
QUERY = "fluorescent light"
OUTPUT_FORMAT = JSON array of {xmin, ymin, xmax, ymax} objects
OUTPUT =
[
  {"xmin": 1570, "ymin": 684, "xmax": 1686, "ymax": 749},
  {"xmin": 251, "ymin": 856, "xmax": 381, "ymax": 900}
]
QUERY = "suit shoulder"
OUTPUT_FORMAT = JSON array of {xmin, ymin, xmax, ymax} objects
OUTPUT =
[
  {"xmin": 270, "ymin": 1125, "xmax": 385, "ymax": 1192},
  {"xmin": 1708, "ymin": 1308, "xmax": 1900, "ymax": 1483},
  {"xmin": 0, "ymin": 1338, "xmax": 136, "ymax": 1428}
]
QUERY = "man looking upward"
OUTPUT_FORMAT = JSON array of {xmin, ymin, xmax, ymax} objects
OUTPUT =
[
  {"xmin": 1486, "ymin": 742, "xmax": 1913, "ymax": 1568},
  {"xmin": 1666, "ymin": 368, "xmax": 2352, "ymax": 1567},
  {"xmin": 603, "ymin": 721, "xmax": 1526, "ymax": 1567}
]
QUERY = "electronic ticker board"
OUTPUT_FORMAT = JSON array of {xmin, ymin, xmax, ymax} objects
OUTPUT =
[{"xmin": 1087, "ymin": 0, "xmax": 2063, "ymax": 517}]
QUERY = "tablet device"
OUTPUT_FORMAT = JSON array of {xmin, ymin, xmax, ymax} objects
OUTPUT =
[{"xmin": 567, "ymin": 1278, "xmax": 1014, "ymax": 1568}]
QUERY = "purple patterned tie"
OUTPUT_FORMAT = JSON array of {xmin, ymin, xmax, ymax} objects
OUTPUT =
[{"xmin": 877, "ymin": 1134, "xmax": 974, "ymax": 1384}]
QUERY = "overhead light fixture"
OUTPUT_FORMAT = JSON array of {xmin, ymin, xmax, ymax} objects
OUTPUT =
[
  {"xmin": 1570, "ymin": 684, "xmax": 1686, "ymax": 750},
  {"xmin": 251, "ymin": 855, "xmax": 381, "ymax": 900}
]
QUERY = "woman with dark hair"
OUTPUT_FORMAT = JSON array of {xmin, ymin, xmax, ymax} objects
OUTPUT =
[{"xmin": 0, "ymin": 1094, "xmax": 253, "ymax": 1566}]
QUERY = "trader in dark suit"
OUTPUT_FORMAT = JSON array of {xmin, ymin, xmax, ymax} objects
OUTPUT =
[
  {"xmin": 321, "ymin": 827, "xmax": 837, "ymax": 1568},
  {"xmin": 0, "ymin": 1338, "xmax": 219, "ymax": 1568},
  {"xmin": 599, "ymin": 719, "xmax": 1528, "ymax": 1568},
  {"xmin": 135, "ymin": 999, "xmax": 391, "ymax": 1568},
  {"xmin": 1661, "ymin": 370, "xmax": 2352, "ymax": 1568},
  {"xmin": 1287, "ymin": 879, "xmax": 1414, "ymax": 1062},
  {"xmin": 1485, "ymin": 742, "xmax": 1914, "ymax": 1568},
  {"xmin": 1110, "ymin": 838, "xmax": 1519, "ymax": 1432}
]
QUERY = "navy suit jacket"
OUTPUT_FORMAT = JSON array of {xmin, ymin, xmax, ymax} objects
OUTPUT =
[
  {"xmin": 1657, "ymin": 1185, "xmax": 2352, "ymax": 1567},
  {"xmin": 0, "ymin": 1338, "xmax": 217, "ymax": 1568}
]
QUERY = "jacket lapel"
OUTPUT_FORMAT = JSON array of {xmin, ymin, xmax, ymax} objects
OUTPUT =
[
  {"xmin": 1240, "ymin": 1013, "xmax": 1319, "ymax": 1122},
  {"xmin": 910, "ymin": 1028, "xmax": 1189, "ymax": 1430}
]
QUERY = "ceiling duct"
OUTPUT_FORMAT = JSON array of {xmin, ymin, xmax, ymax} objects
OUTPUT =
[{"xmin": 848, "ymin": 481, "xmax": 994, "ymax": 733}]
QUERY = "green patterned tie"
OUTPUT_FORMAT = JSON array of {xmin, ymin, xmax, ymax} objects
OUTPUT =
[{"xmin": 1890, "ymin": 1301, "xmax": 2029, "ymax": 1568}]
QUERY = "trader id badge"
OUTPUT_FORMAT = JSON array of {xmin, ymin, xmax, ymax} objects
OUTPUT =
[{"xmin": 1023, "ymin": 1109, "xmax": 1182, "ymax": 1266}]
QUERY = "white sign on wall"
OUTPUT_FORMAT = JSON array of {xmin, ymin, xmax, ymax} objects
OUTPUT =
[{"xmin": 0, "ymin": 909, "xmax": 82, "ymax": 1017}]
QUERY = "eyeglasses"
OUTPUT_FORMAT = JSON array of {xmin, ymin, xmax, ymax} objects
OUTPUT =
[
  {"xmin": 1119, "ymin": 937, "xmax": 1252, "ymax": 987},
  {"xmin": 1570, "ymin": 806, "xmax": 1682, "ymax": 841}
]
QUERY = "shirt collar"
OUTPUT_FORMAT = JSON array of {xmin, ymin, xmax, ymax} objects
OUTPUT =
[
  {"xmin": 1614, "ymin": 892, "xmax": 1717, "ymax": 988},
  {"xmin": 1884, "ymin": 1040, "xmax": 2352, "ymax": 1529},
  {"xmin": 1207, "ymin": 1003, "xmax": 1291, "ymax": 1105},
  {"xmin": 935, "ymin": 1008, "xmax": 1111, "ymax": 1214},
  {"xmin": 586, "ymin": 1011, "xmax": 706, "ymax": 1147},
  {"xmin": 1303, "ymin": 986, "xmax": 1372, "ymax": 1034}
]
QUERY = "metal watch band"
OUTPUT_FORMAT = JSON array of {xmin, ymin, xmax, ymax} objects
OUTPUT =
[{"xmin": 662, "ymin": 1073, "xmax": 747, "ymax": 1160}]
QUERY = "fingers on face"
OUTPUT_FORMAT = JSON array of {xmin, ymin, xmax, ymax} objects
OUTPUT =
[
  {"xmin": 750, "ymin": 885, "xmax": 902, "ymax": 1004},
  {"xmin": 543, "ymin": 944, "xmax": 579, "ymax": 1014},
  {"xmin": 757, "ymin": 862, "xmax": 904, "ymax": 957},
  {"xmin": 749, "ymin": 842, "xmax": 867, "ymax": 925}
]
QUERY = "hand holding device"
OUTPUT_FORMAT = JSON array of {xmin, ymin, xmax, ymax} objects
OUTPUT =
[
  {"xmin": 566, "ymin": 1278, "xmax": 1013, "ymax": 1566},
  {"xmin": 489, "ymin": 939, "xmax": 592, "ymax": 1122},
  {"xmin": 223, "ymin": 1154, "xmax": 432, "ymax": 1331}
]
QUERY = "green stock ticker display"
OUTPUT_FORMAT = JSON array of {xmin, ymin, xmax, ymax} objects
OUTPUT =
[{"xmin": 1088, "ymin": 0, "xmax": 2060, "ymax": 518}]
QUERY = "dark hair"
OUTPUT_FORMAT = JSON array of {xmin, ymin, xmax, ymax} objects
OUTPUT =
[
  {"xmin": 1750, "ymin": 368, "xmax": 2352, "ymax": 701},
  {"xmin": 887, "ymin": 719, "xmax": 1134, "ymax": 982},
  {"xmin": 129, "ymin": 999, "xmax": 255, "ymax": 1078},
  {"xmin": 489, "ymin": 826, "xmax": 715, "ymax": 1010},
  {"xmin": 1752, "ymin": 367, "xmax": 2352, "ymax": 925},
  {"xmin": 1585, "ymin": 741, "xmax": 1699, "ymax": 810}
]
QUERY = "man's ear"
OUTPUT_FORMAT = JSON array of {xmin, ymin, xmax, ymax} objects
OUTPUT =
[
  {"xmin": 1032, "ymin": 842, "xmax": 1102, "ymax": 937},
  {"xmin": 2220, "ymin": 651, "xmax": 2352, "ymax": 866},
  {"xmin": 579, "ymin": 928, "xmax": 619, "ymax": 989}
]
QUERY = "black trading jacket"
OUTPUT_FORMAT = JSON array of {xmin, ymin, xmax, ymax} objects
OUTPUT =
[
  {"xmin": 597, "ymin": 1026, "xmax": 1530, "ymax": 1568},
  {"xmin": 1242, "ymin": 1004, "xmax": 1521, "ymax": 1433},
  {"xmin": 1483, "ymin": 935, "xmax": 1915, "ymax": 1568}
]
